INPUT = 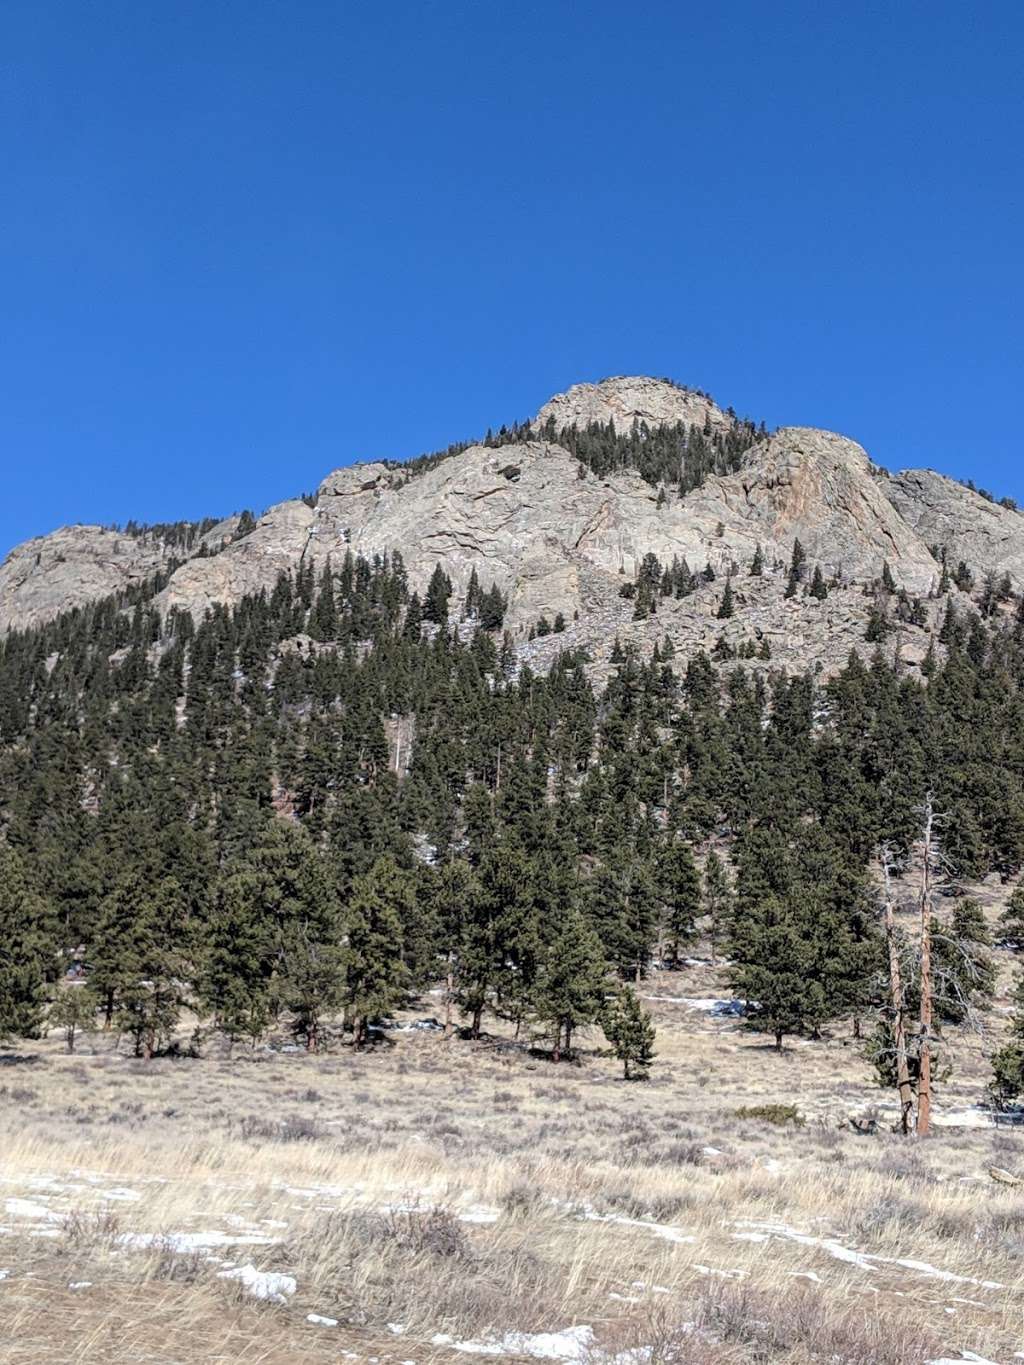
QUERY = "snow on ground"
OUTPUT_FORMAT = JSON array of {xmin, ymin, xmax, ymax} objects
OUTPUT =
[
  {"xmin": 118, "ymin": 1230, "xmax": 278, "ymax": 1253},
  {"xmin": 217, "ymin": 1262, "xmax": 296, "ymax": 1302},
  {"xmin": 4, "ymin": 1197, "xmax": 61, "ymax": 1222},
  {"xmin": 432, "ymin": 1326, "xmax": 597, "ymax": 1360},
  {"xmin": 732, "ymin": 1221, "xmax": 1003, "ymax": 1290},
  {"xmin": 928, "ymin": 1354, "xmax": 1000, "ymax": 1365}
]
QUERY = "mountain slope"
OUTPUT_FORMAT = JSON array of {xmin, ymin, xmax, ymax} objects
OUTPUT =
[{"xmin": 3, "ymin": 377, "xmax": 1022, "ymax": 657}]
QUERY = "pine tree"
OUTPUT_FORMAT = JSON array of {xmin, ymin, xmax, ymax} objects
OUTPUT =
[
  {"xmin": 933, "ymin": 899, "xmax": 995, "ymax": 1024},
  {"xmin": 810, "ymin": 565, "xmax": 828, "ymax": 600},
  {"xmin": 717, "ymin": 579, "xmax": 735, "ymax": 620},
  {"xmin": 344, "ymin": 856, "xmax": 413, "ymax": 1044},
  {"xmin": 479, "ymin": 583, "xmax": 508, "ymax": 631},
  {"xmin": 116, "ymin": 877, "xmax": 190, "ymax": 1058},
  {"xmin": 403, "ymin": 592, "xmax": 424, "ymax": 639},
  {"xmin": 1000, "ymin": 887, "xmax": 1024, "ymax": 948},
  {"xmin": 310, "ymin": 563, "xmax": 338, "ymax": 640},
  {"xmin": 655, "ymin": 840, "xmax": 701, "ymax": 966},
  {"xmin": 424, "ymin": 565, "xmax": 453, "ymax": 625},
  {"xmin": 48, "ymin": 987, "xmax": 96, "ymax": 1054},
  {"xmin": 432, "ymin": 858, "xmax": 483, "ymax": 1036},
  {"xmin": 201, "ymin": 869, "xmax": 275, "ymax": 1047},
  {"xmin": 0, "ymin": 848, "xmax": 53, "ymax": 1043},
  {"xmin": 991, "ymin": 973, "xmax": 1024, "ymax": 1106},
  {"xmin": 602, "ymin": 985, "xmax": 656, "ymax": 1079},
  {"xmin": 532, "ymin": 909, "xmax": 607, "ymax": 1061},
  {"xmin": 633, "ymin": 579, "xmax": 657, "ymax": 620},
  {"xmin": 749, "ymin": 544, "xmax": 764, "ymax": 576},
  {"xmin": 729, "ymin": 894, "xmax": 823, "ymax": 1049},
  {"xmin": 464, "ymin": 566, "xmax": 482, "ymax": 618},
  {"xmin": 702, "ymin": 850, "xmax": 733, "ymax": 965}
]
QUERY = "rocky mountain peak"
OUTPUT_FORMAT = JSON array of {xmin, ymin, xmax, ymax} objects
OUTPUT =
[
  {"xmin": 534, "ymin": 374, "xmax": 734, "ymax": 434},
  {"xmin": 1, "ymin": 377, "xmax": 1019, "ymax": 681}
]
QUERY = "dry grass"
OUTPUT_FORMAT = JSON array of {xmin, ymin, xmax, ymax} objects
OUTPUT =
[{"xmin": 1, "ymin": 904, "xmax": 1023, "ymax": 1363}]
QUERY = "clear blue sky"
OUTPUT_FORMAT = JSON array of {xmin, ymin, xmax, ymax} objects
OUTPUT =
[{"xmin": 2, "ymin": 1, "xmax": 1022, "ymax": 554}]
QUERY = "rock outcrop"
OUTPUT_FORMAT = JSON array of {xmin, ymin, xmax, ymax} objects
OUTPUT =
[
  {"xmin": 4, "ymin": 376, "xmax": 1022, "ymax": 681},
  {"xmin": 0, "ymin": 527, "xmax": 174, "ymax": 633},
  {"xmin": 0, "ymin": 518, "xmax": 239, "ymax": 633},
  {"xmin": 885, "ymin": 470, "xmax": 1024, "ymax": 587},
  {"xmin": 534, "ymin": 374, "xmax": 733, "ymax": 435}
]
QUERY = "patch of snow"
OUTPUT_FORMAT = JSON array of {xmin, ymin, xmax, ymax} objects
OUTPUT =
[
  {"xmin": 388, "ymin": 1323, "xmax": 407, "ymax": 1335},
  {"xmin": 928, "ymin": 1355, "xmax": 1000, "ymax": 1365},
  {"xmin": 789, "ymin": 1271, "xmax": 821, "ymax": 1284},
  {"xmin": 570, "ymin": 1203, "xmax": 693, "ymax": 1245},
  {"xmin": 433, "ymin": 1325, "xmax": 655, "ymax": 1363},
  {"xmin": 102, "ymin": 1187, "xmax": 141, "ymax": 1201},
  {"xmin": 931, "ymin": 1108, "xmax": 995, "ymax": 1130},
  {"xmin": 307, "ymin": 1313, "xmax": 338, "ymax": 1327},
  {"xmin": 217, "ymin": 1262, "xmax": 296, "ymax": 1303},
  {"xmin": 282, "ymin": 1182, "xmax": 355, "ymax": 1199},
  {"xmin": 444, "ymin": 1326, "xmax": 595, "ymax": 1359},
  {"xmin": 5, "ymin": 1198, "xmax": 60, "ymax": 1222},
  {"xmin": 694, "ymin": 1265, "xmax": 746, "ymax": 1279},
  {"xmin": 701, "ymin": 1146, "xmax": 723, "ymax": 1156},
  {"xmin": 734, "ymin": 1221, "xmax": 1004, "ymax": 1289},
  {"xmin": 459, "ymin": 1207, "xmax": 500, "ymax": 1224},
  {"xmin": 68, "ymin": 1281, "xmax": 92, "ymax": 1290},
  {"xmin": 119, "ymin": 1230, "xmax": 276, "ymax": 1253}
]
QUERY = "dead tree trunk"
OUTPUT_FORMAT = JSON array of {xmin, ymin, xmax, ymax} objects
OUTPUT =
[
  {"xmin": 917, "ymin": 797, "xmax": 936, "ymax": 1138},
  {"xmin": 881, "ymin": 849, "xmax": 915, "ymax": 1135},
  {"xmin": 443, "ymin": 953, "xmax": 455, "ymax": 1039}
]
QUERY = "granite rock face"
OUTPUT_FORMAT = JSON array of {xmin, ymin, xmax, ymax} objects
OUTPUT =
[
  {"xmin": 0, "ymin": 526, "xmax": 176, "ymax": 633},
  {"xmin": 5, "ymin": 377, "xmax": 1024, "ymax": 680},
  {"xmin": 885, "ymin": 470, "xmax": 1024, "ymax": 586},
  {"xmin": 533, "ymin": 374, "xmax": 734, "ymax": 436},
  {"xmin": 0, "ymin": 518, "xmax": 239, "ymax": 633}
]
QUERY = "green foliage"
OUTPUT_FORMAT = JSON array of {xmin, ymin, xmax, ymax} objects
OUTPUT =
[
  {"xmin": 1000, "ymin": 887, "xmax": 1024, "ymax": 948},
  {"xmin": 932, "ymin": 900, "xmax": 995, "ymax": 1024},
  {"xmin": 344, "ymin": 856, "xmax": 413, "ymax": 1044},
  {"xmin": 48, "ymin": 987, "xmax": 97, "ymax": 1053},
  {"xmin": 717, "ymin": 579, "xmax": 735, "ymax": 620},
  {"xmin": 991, "ymin": 973, "xmax": 1024, "ymax": 1105},
  {"xmin": 532, "ymin": 908, "xmax": 607, "ymax": 1060},
  {"xmin": 2, "ymin": 533, "xmax": 1024, "ymax": 1068},
  {"xmin": 733, "ymin": 1103, "xmax": 804, "ymax": 1126},
  {"xmin": 601, "ymin": 985, "xmax": 656, "ymax": 1079},
  {"xmin": 728, "ymin": 826, "xmax": 881, "ymax": 1048},
  {"xmin": 0, "ymin": 848, "xmax": 54, "ymax": 1043}
]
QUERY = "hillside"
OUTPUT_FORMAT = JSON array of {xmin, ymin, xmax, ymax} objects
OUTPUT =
[
  {"xmin": 3, "ymin": 377, "xmax": 1024, "ymax": 1363},
  {"xmin": 5, "ymin": 377, "xmax": 1023, "ymax": 667}
]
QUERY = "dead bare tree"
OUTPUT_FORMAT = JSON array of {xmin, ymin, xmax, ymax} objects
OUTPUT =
[
  {"xmin": 913, "ymin": 793, "xmax": 951, "ymax": 1138},
  {"xmin": 880, "ymin": 846, "xmax": 915, "ymax": 1135}
]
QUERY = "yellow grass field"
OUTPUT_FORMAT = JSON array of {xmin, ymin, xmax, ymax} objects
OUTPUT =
[{"xmin": 2, "ymin": 933, "xmax": 1023, "ymax": 1365}]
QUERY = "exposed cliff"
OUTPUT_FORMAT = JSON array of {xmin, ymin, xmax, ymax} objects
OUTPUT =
[{"xmin": 4, "ymin": 376, "xmax": 1021, "ymax": 680}]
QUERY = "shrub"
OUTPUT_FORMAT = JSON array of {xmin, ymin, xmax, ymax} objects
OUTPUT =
[{"xmin": 733, "ymin": 1103, "xmax": 804, "ymax": 1126}]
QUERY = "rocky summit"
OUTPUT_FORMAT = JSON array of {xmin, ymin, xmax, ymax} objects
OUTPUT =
[{"xmin": 2, "ymin": 375, "xmax": 1020, "ymax": 678}]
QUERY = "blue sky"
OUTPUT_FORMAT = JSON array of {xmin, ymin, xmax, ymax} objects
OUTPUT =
[{"xmin": 2, "ymin": 1, "xmax": 1022, "ymax": 554}]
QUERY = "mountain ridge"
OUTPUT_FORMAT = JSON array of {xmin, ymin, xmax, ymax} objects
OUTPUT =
[{"xmin": 3, "ymin": 377, "xmax": 1021, "ymax": 678}]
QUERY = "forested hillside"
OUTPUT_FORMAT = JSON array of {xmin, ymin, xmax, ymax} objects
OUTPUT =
[{"xmin": 2, "ymin": 545, "xmax": 1024, "ymax": 1099}]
